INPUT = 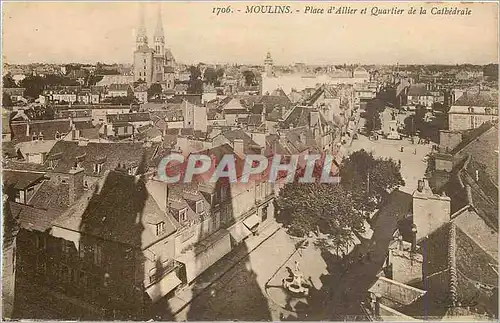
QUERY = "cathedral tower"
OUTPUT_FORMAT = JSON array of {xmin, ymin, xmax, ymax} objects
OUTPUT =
[
  {"xmin": 136, "ymin": 3, "xmax": 148, "ymax": 49},
  {"xmin": 153, "ymin": 5, "xmax": 165, "ymax": 57}
]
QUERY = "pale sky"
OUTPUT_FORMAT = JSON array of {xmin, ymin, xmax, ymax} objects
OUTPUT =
[{"xmin": 2, "ymin": 1, "xmax": 498, "ymax": 65}]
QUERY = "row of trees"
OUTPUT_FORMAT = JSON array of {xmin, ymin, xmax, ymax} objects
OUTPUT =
[
  {"xmin": 363, "ymin": 98, "xmax": 385, "ymax": 134},
  {"xmin": 276, "ymin": 150, "xmax": 404, "ymax": 249}
]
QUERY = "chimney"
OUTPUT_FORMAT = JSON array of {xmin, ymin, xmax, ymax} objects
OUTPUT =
[
  {"xmin": 417, "ymin": 179, "xmax": 424, "ymax": 192},
  {"xmin": 299, "ymin": 132, "xmax": 306, "ymax": 144},
  {"xmin": 310, "ymin": 110, "xmax": 319, "ymax": 127},
  {"xmin": 374, "ymin": 293, "xmax": 381, "ymax": 317},
  {"xmin": 233, "ymin": 139, "xmax": 244, "ymax": 157},
  {"xmin": 25, "ymin": 122, "xmax": 30, "ymax": 138},
  {"xmin": 68, "ymin": 165, "xmax": 84, "ymax": 204}
]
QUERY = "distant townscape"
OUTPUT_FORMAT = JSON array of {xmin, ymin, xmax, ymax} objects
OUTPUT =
[{"xmin": 2, "ymin": 4, "xmax": 499, "ymax": 322}]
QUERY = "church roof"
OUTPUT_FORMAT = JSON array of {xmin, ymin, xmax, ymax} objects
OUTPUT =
[{"xmin": 154, "ymin": 6, "xmax": 164, "ymax": 39}]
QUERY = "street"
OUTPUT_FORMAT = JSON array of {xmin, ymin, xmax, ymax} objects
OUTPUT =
[{"xmin": 170, "ymin": 116, "xmax": 432, "ymax": 321}]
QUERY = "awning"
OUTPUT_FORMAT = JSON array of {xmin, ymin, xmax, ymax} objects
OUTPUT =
[
  {"xmin": 146, "ymin": 271, "xmax": 181, "ymax": 303},
  {"xmin": 229, "ymin": 222, "xmax": 252, "ymax": 243},
  {"xmin": 243, "ymin": 213, "xmax": 260, "ymax": 230}
]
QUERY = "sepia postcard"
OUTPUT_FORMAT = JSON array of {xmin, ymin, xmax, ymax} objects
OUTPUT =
[{"xmin": 1, "ymin": 1, "xmax": 499, "ymax": 321}]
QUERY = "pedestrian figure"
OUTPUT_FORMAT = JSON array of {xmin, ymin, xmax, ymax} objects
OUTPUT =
[
  {"xmin": 398, "ymin": 160, "xmax": 401, "ymax": 168},
  {"xmin": 400, "ymin": 146, "xmax": 404, "ymax": 152},
  {"xmin": 414, "ymin": 148, "xmax": 417, "ymax": 155}
]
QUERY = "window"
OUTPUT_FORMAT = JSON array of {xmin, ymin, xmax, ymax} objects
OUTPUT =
[
  {"xmin": 196, "ymin": 200, "xmax": 203, "ymax": 214},
  {"xmin": 470, "ymin": 116, "xmax": 475, "ymax": 128},
  {"xmin": 55, "ymin": 131, "xmax": 61, "ymax": 140},
  {"xmin": 32, "ymin": 133, "xmax": 37, "ymax": 141},
  {"xmin": 179, "ymin": 209, "xmax": 187, "ymax": 222},
  {"xmin": 156, "ymin": 222, "xmax": 165, "ymax": 236},
  {"xmin": 36, "ymin": 235, "xmax": 46, "ymax": 250},
  {"xmin": 62, "ymin": 240, "xmax": 71, "ymax": 257},
  {"xmin": 485, "ymin": 108, "xmax": 491, "ymax": 115},
  {"xmin": 103, "ymin": 273, "xmax": 110, "ymax": 287},
  {"xmin": 262, "ymin": 205, "xmax": 268, "ymax": 221},
  {"xmin": 93, "ymin": 163, "xmax": 103, "ymax": 174},
  {"xmin": 38, "ymin": 133, "xmax": 44, "ymax": 141}
]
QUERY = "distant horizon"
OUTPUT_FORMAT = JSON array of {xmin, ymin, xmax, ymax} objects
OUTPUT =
[
  {"xmin": 2, "ymin": 2, "xmax": 498, "ymax": 66},
  {"xmin": 3, "ymin": 61, "xmax": 498, "ymax": 67}
]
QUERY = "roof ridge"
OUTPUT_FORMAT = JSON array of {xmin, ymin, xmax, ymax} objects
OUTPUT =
[{"xmin": 447, "ymin": 222, "xmax": 458, "ymax": 307}]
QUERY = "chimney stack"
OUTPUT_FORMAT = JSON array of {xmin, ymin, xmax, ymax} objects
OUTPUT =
[
  {"xmin": 233, "ymin": 139, "xmax": 244, "ymax": 157},
  {"xmin": 417, "ymin": 179, "xmax": 424, "ymax": 192},
  {"xmin": 374, "ymin": 293, "xmax": 381, "ymax": 318},
  {"xmin": 68, "ymin": 166, "xmax": 84, "ymax": 204}
]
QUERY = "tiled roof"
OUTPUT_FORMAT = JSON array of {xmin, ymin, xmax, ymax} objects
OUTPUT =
[
  {"xmin": 109, "ymin": 83, "xmax": 131, "ymax": 92},
  {"xmin": 45, "ymin": 141, "xmax": 160, "ymax": 176},
  {"xmin": 3, "ymin": 170, "xmax": 45, "ymax": 190},
  {"xmin": 422, "ymin": 222, "xmax": 498, "ymax": 316},
  {"xmin": 29, "ymin": 179, "xmax": 70, "ymax": 212},
  {"xmin": 4, "ymin": 88, "xmax": 25, "ymax": 96},
  {"xmin": 218, "ymin": 129, "xmax": 261, "ymax": 153},
  {"xmin": 407, "ymin": 84, "xmax": 432, "ymax": 97},
  {"xmin": 453, "ymin": 91, "xmax": 498, "ymax": 107},
  {"xmin": 106, "ymin": 112, "xmax": 151, "ymax": 124},
  {"xmin": 8, "ymin": 201, "xmax": 60, "ymax": 232},
  {"xmin": 10, "ymin": 119, "xmax": 72, "ymax": 142},
  {"xmin": 52, "ymin": 171, "xmax": 177, "ymax": 248},
  {"xmin": 247, "ymin": 114, "xmax": 262, "ymax": 126}
]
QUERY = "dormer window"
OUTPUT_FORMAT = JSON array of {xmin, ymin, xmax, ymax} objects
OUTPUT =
[
  {"xmin": 156, "ymin": 221, "xmax": 165, "ymax": 236},
  {"xmin": 38, "ymin": 132, "xmax": 44, "ymax": 141},
  {"xmin": 55, "ymin": 131, "xmax": 61, "ymax": 140},
  {"xmin": 196, "ymin": 200, "xmax": 203, "ymax": 214},
  {"xmin": 179, "ymin": 208, "xmax": 187, "ymax": 222},
  {"xmin": 32, "ymin": 133, "xmax": 37, "ymax": 141},
  {"xmin": 93, "ymin": 163, "xmax": 103, "ymax": 174}
]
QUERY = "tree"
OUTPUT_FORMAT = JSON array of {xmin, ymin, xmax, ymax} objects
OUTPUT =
[
  {"xmin": 3, "ymin": 73, "xmax": 17, "ymax": 88},
  {"xmin": 187, "ymin": 66, "xmax": 203, "ymax": 94},
  {"xmin": 2, "ymin": 92, "xmax": 13, "ymax": 106},
  {"xmin": 276, "ymin": 183, "xmax": 365, "ymax": 241},
  {"xmin": 340, "ymin": 149, "xmax": 405, "ymax": 211},
  {"xmin": 242, "ymin": 70, "xmax": 257, "ymax": 86},
  {"xmin": 203, "ymin": 67, "xmax": 218, "ymax": 85},
  {"xmin": 364, "ymin": 98, "xmax": 383, "ymax": 133},
  {"xmin": 147, "ymin": 83, "xmax": 163, "ymax": 99},
  {"xmin": 20, "ymin": 75, "xmax": 45, "ymax": 99}
]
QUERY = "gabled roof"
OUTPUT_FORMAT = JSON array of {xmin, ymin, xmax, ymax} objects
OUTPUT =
[
  {"xmin": 407, "ymin": 84, "xmax": 432, "ymax": 97},
  {"xmin": 10, "ymin": 119, "xmax": 72, "ymax": 142},
  {"xmin": 109, "ymin": 83, "xmax": 131, "ymax": 92},
  {"xmin": 45, "ymin": 141, "xmax": 159, "ymax": 176},
  {"xmin": 453, "ymin": 91, "xmax": 498, "ymax": 107},
  {"xmin": 106, "ymin": 112, "xmax": 151, "ymax": 124},
  {"xmin": 52, "ymin": 171, "xmax": 177, "ymax": 248},
  {"xmin": 8, "ymin": 201, "xmax": 60, "ymax": 232},
  {"xmin": 3, "ymin": 170, "xmax": 45, "ymax": 190},
  {"xmin": 218, "ymin": 129, "xmax": 261, "ymax": 151},
  {"xmin": 422, "ymin": 222, "xmax": 498, "ymax": 317}
]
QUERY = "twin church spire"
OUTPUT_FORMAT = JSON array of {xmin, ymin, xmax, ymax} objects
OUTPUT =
[{"xmin": 136, "ymin": 3, "xmax": 165, "ymax": 55}]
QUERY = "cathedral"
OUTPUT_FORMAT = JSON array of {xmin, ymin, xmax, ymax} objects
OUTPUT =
[{"xmin": 133, "ymin": 5, "xmax": 175, "ymax": 89}]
